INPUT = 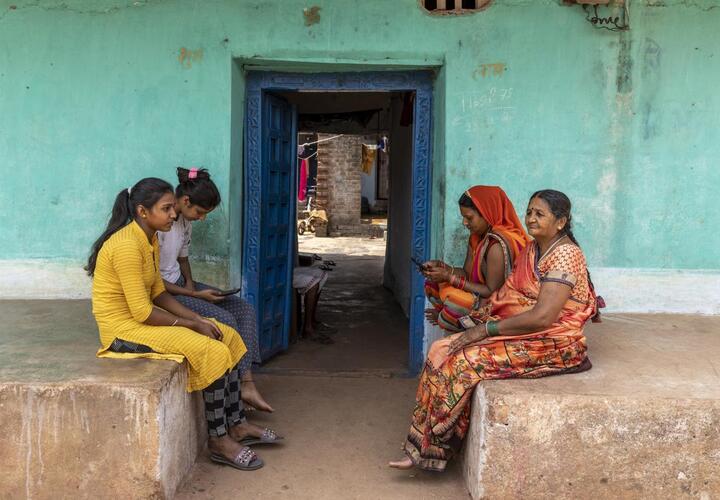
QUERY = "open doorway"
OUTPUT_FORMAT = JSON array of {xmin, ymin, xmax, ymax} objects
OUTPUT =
[
  {"xmin": 242, "ymin": 71, "xmax": 433, "ymax": 374},
  {"xmin": 264, "ymin": 91, "xmax": 412, "ymax": 374}
]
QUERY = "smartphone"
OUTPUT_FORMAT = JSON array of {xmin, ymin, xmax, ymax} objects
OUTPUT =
[
  {"xmin": 217, "ymin": 287, "xmax": 241, "ymax": 297},
  {"xmin": 410, "ymin": 256, "xmax": 426, "ymax": 272}
]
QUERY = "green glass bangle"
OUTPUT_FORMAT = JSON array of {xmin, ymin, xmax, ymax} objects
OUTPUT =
[{"xmin": 486, "ymin": 320, "xmax": 500, "ymax": 336}]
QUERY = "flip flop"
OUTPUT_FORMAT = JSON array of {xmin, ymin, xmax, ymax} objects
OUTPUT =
[
  {"xmin": 319, "ymin": 264, "xmax": 333, "ymax": 271},
  {"xmin": 312, "ymin": 253, "xmax": 322, "ymax": 261},
  {"xmin": 316, "ymin": 322, "xmax": 338, "ymax": 334},
  {"xmin": 210, "ymin": 447, "xmax": 264, "ymax": 471},
  {"xmin": 324, "ymin": 260, "xmax": 337, "ymax": 266},
  {"xmin": 238, "ymin": 428, "xmax": 284, "ymax": 446}
]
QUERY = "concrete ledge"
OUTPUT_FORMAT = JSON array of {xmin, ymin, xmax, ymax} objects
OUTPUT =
[
  {"xmin": 0, "ymin": 300, "xmax": 205, "ymax": 499},
  {"xmin": 463, "ymin": 314, "xmax": 720, "ymax": 499}
]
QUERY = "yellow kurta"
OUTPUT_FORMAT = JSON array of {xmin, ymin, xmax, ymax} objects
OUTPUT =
[{"xmin": 92, "ymin": 221, "xmax": 246, "ymax": 392}]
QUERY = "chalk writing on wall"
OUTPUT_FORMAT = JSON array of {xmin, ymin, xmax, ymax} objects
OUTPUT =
[
  {"xmin": 460, "ymin": 87, "xmax": 513, "ymax": 113},
  {"xmin": 454, "ymin": 87, "xmax": 516, "ymax": 132}
]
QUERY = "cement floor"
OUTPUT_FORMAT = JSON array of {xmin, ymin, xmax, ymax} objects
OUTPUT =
[
  {"xmin": 263, "ymin": 235, "xmax": 408, "ymax": 375},
  {"xmin": 0, "ymin": 299, "xmax": 177, "ymax": 387},
  {"xmin": 175, "ymin": 374, "xmax": 469, "ymax": 500}
]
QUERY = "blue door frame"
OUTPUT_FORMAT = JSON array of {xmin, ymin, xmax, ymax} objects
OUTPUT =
[{"xmin": 243, "ymin": 70, "xmax": 434, "ymax": 374}]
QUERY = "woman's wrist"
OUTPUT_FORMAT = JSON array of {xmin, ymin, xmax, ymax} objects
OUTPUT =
[
  {"xmin": 485, "ymin": 320, "xmax": 500, "ymax": 337},
  {"xmin": 176, "ymin": 317, "xmax": 194, "ymax": 329}
]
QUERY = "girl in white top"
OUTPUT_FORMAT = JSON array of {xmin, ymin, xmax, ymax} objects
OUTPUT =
[{"xmin": 158, "ymin": 167, "xmax": 273, "ymax": 413}]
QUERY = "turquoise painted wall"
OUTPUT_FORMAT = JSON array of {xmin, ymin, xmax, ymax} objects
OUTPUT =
[{"xmin": 1, "ymin": 0, "xmax": 719, "ymax": 277}]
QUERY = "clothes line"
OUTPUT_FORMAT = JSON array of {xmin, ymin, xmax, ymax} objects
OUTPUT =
[
  {"xmin": 301, "ymin": 133, "xmax": 344, "ymax": 147},
  {"xmin": 298, "ymin": 150, "xmax": 319, "ymax": 160}
]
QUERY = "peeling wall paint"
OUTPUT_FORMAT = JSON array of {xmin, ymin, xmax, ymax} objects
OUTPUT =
[{"xmin": 303, "ymin": 5, "xmax": 321, "ymax": 26}]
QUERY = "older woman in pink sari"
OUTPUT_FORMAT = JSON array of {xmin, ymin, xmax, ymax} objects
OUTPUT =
[{"xmin": 390, "ymin": 190, "xmax": 600, "ymax": 471}]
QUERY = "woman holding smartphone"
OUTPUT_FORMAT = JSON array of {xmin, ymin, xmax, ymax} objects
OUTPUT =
[{"xmin": 159, "ymin": 167, "xmax": 273, "ymax": 413}]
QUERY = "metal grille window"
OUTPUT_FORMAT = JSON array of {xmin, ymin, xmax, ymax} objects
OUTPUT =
[{"xmin": 421, "ymin": 0, "xmax": 492, "ymax": 14}]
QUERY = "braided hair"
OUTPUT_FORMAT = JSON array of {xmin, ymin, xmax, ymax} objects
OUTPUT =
[{"xmin": 529, "ymin": 189, "xmax": 601, "ymax": 318}]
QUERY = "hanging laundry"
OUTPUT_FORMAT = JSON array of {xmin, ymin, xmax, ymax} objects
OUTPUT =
[
  {"xmin": 298, "ymin": 158, "xmax": 308, "ymax": 201},
  {"xmin": 377, "ymin": 135, "xmax": 389, "ymax": 153},
  {"xmin": 361, "ymin": 144, "xmax": 378, "ymax": 175}
]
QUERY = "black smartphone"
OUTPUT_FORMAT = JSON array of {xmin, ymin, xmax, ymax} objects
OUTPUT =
[
  {"xmin": 217, "ymin": 287, "xmax": 241, "ymax": 297},
  {"xmin": 410, "ymin": 256, "xmax": 426, "ymax": 272}
]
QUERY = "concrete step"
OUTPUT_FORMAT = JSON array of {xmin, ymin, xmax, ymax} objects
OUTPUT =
[
  {"xmin": 462, "ymin": 314, "xmax": 720, "ymax": 499},
  {"xmin": 0, "ymin": 300, "xmax": 205, "ymax": 499}
]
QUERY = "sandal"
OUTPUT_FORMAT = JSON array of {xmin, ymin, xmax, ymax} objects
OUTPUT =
[
  {"xmin": 316, "ymin": 322, "xmax": 338, "ymax": 334},
  {"xmin": 324, "ymin": 260, "xmax": 337, "ymax": 266},
  {"xmin": 312, "ymin": 253, "xmax": 322, "ymax": 261},
  {"xmin": 319, "ymin": 264, "xmax": 333, "ymax": 271},
  {"xmin": 210, "ymin": 446, "xmax": 264, "ymax": 471},
  {"xmin": 238, "ymin": 428, "xmax": 284, "ymax": 446}
]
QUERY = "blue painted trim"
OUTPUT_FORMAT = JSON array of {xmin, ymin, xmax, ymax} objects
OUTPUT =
[{"xmin": 243, "ymin": 71, "xmax": 434, "ymax": 374}]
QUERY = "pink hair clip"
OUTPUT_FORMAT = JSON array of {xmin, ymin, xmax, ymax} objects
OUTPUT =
[{"xmin": 189, "ymin": 167, "xmax": 198, "ymax": 179}]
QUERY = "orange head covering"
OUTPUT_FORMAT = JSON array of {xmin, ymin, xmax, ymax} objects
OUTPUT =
[{"xmin": 465, "ymin": 185, "xmax": 531, "ymax": 260}]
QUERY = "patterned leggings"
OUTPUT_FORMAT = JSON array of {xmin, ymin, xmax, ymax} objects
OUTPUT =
[
  {"xmin": 109, "ymin": 339, "xmax": 245, "ymax": 437},
  {"xmin": 173, "ymin": 278, "xmax": 261, "ymax": 377}
]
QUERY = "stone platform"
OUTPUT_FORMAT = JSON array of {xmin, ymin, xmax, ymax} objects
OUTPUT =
[
  {"xmin": 463, "ymin": 314, "xmax": 720, "ymax": 499},
  {"xmin": 0, "ymin": 300, "xmax": 204, "ymax": 499}
]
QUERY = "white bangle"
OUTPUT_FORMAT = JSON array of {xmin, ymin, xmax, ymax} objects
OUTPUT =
[{"xmin": 171, "ymin": 318, "xmax": 179, "ymax": 327}]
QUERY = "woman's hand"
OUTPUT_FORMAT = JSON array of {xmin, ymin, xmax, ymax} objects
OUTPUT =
[
  {"xmin": 423, "ymin": 261, "xmax": 451, "ymax": 283},
  {"xmin": 424, "ymin": 308, "xmax": 439, "ymax": 325},
  {"xmin": 194, "ymin": 288, "xmax": 223, "ymax": 303},
  {"xmin": 448, "ymin": 326, "xmax": 488, "ymax": 355},
  {"xmin": 191, "ymin": 318, "xmax": 223, "ymax": 340}
]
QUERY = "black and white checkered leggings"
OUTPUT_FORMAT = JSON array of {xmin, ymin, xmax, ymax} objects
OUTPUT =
[{"xmin": 109, "ymin": 339, "xmax": 245, "ymax": 437}]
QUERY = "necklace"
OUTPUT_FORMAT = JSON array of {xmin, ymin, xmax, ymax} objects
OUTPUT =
[{"xmin": 537, "ymin": 234, "xmax": 567, "ymax": 263}]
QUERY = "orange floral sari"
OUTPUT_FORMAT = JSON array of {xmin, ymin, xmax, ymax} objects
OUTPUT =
[{"xmin": 405, "ymin": 242, "xmax": 596, "ymax": 471}]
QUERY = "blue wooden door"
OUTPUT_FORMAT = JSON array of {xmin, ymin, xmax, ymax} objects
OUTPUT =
[{"xmin": 258, "ymin": 93, "xmax": 296, "ymax": 359}]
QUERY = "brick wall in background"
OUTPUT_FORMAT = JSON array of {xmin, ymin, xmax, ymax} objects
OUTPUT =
[{"xmin": 316, "ymin": 134, "xmax": 371, "ymax": 236}]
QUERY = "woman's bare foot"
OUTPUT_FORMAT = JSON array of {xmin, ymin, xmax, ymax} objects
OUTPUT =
[
  {"xmin": 208, "ymin": 434, "xmax": 248, "ymax": 461},
  {"xmin": 240, "ymin": 379, "xmax": 274, "ymax": 412},
  {"xmin": 388, "ymin": 457, "xmax": 414, "ymax": 470},
  {"xmin": 228, "ymin": 419, "xmax": 274, "ymax": 441}
]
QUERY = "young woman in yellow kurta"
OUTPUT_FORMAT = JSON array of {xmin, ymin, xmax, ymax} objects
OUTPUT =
[{"xmin": 88, "ymin": 177, "xmax": 281, "ymax": 471}]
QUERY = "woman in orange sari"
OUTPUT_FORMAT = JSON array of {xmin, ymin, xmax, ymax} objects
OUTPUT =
[
  {"xmin": 390, "ymin": 190, "xmax": 598, "ymax": 471},
  {"xmin": 424, "ymin": 186, "xmax": 531, "ymax": 332}
]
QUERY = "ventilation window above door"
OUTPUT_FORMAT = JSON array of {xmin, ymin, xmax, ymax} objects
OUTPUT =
[{"xmin": 421, "ymin": 0, "xmax": 492, "ymax": 14}]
